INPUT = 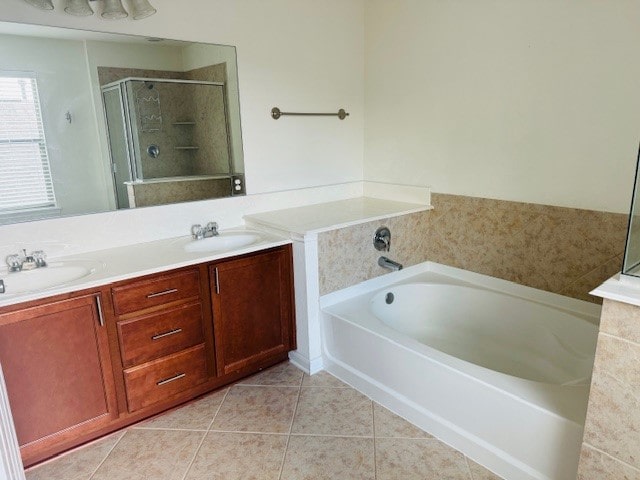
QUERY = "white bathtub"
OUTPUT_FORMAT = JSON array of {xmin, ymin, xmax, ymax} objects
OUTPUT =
[{"xmin": 320, "ymin": 262, "xmax": 600, "ymax": 480}]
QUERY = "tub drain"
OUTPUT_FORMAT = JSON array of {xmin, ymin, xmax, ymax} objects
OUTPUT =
[{"xmin": 385, "ymin": 292, "xmax": 394, "ymax": 304}]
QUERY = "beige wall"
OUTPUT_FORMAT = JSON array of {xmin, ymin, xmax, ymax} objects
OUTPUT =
[
  {"xmin": 319, "ymin": 193, "xmax": 627, "ymax": 303},
  {"xmin": 364, "ymin": 0, "xmax": 640, "ymax": 213},
  {"xmin": 577, "ymin": 299, "xmax": 640, "ymax": 478}
]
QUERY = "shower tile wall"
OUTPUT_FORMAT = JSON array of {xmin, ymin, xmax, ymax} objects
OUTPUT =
[
  {"xmin": 318, "ymin": 193, "xmax": 627, "ymax": 303},
  {"xmin": 577, "ymin": 299, "xmax": 640, "ymax": 479}
]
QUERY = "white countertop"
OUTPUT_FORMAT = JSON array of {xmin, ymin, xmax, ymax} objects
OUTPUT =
[
  {"xmin": 591, "ymin": 273, "xmax": 640, "ymax": 308},
  {"xmin": 0, "ymin": 226, "xmax": 291, "ymax": 308},
  {"xmin": 0, "ymin": 196, "xmax": 432, "ymax": 308},
  {"xmin": 244, "ymin": 197, "xmax": 431, "ymax": 236}
]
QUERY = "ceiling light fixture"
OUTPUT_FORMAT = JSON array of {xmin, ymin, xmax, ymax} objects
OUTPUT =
[{"xmin": 22, "ymin": 0, "xmax": 157, "ymax": 20}]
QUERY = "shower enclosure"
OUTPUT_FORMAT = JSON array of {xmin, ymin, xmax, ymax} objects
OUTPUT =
[{"xmin": 101, "ymin": 78, "xmax": 237, "ymax": 209}]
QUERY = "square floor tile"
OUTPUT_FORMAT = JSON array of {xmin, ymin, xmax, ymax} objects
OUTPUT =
[
  {"xmin": 301, "ymin": 371, "xmax": 349, "ymax": 388},
  {"xmin": 136, "ymin": 388, "xmax": 228, "ymax": 431},
  {"xmin": 373, "ymin": 403, "xmax": 432, "ymax": 439},
  {"xmin": 184, "ymin": 431, "xmax": 287, "ymax": 480},
  {"xmin": 281, "ymin": 435, "xmax": 374, "ymax": 480},
  {"xmin": 237, "ymin": 362, "xmax": 304, "ymax": 387},
  {"xmin": 468, "ymin": 459, "xmax": 504, "ymax": 479},
  {"xmin": 25, "ymin": 432, "xmax": 123, "ymax": 480},
  {"xmin": 90, "ymin": 429, "xmax": 204, "ymax": 480},
  {"xmin": 211, "ymin": 385, "xmax": 299, "ymax": 433},
  {"xmin": 291, "ymin": 387, "xmax": 373, "ymax": 436},
  {"xmin": 375, "ymin": 437, "xmax": 471, "ymax": 480}
]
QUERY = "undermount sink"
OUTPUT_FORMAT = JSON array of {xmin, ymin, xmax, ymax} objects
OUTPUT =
[
  {"xmin": 0, "ymin": 260, "xmax": 104, "ymax": 296},
  {"xmin": 182, "ymin": 231, "xmax": 263, "ymax": 253}
]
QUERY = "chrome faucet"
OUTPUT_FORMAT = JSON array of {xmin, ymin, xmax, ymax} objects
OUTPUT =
[
  {"xmin": 5, "ymin": 250, "xmax": 47, "ymax": 272},
  {"xmin": 191, "ymin": 221, "xmax": 219, "ymax": 240},
  {"xmin": 378, "ymin": 256, "xmax": 403, "ymax": 271}
]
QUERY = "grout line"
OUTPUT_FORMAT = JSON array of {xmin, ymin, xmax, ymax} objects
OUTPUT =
[
  {"xmin": 207, "ymin": 387, "xmax": 231, "ymax": 432},
  {"xmin": 464, "ymin": 456, "xmax": 475, "ymax": 480},
  {"xmin": 600, "ymin": 331, "xmax": 640, "ymax": 349},
  {"xmin": 232, "ymin": 384, "xmax": 302, "ymax": 389},
  {"xmin": 132, "ymin": 426, "xmax": 209, "ymax": 432},
  {"xmin": 288, "ymin": 433, "xmax": 375, "ymax": 439},
  {"xmin": 178, "ymin": 388, "xmax": 232, "ymax": 480},
  {"xmin": 276, "ymin": 373, "xmax": 303, "ymax": 480},
  {"xmin": 297, "ymin": 385, "xmax": 351, "ymax": 389},
  {"xmin": 583, "ymin": 442, "xmax": 640, "ymax": 474},
  {"xmin": 177, "ymin": 430, "xmax": 207, "ymax": 480},
  {"xmin": 87, "ymin": 430, "xmax": 127, "ymax": 480},
  {"xmin": 206, "ymin": 429, "xmax": 292, "ymax": 436}
]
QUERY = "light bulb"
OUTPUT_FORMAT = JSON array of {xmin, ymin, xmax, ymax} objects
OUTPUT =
[
  {"xmin": 102, "ymin": 0, "xmax": 128, "ymax": 19},
  {"xmin": 129, "ymin": 0, "xmax": 156, "ymax": 20},
  {"xmin": 64, "ymin": 0, "xmax": 94, "ymax": 16}
]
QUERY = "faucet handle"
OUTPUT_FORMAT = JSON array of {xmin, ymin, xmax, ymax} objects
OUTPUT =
[
  {"xmin": 31, "ymin": 250, "xmax": 47, "ymax": 268},
  {"xmin": 206, "ymin": 221, "xmax": 219, "ymax": 236},
  {"xmin": 6, "ymin": 254, "xmax": 23, "ymax": 272},
  {"xmin": 191, "ymin": 224, "xmax": 204, "ymax": 240},
  {"xmin": 373, "ymin": 227, "xmax": 391, "ymax": 252}
]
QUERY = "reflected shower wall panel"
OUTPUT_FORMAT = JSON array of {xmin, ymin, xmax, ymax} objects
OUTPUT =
[
  {"xmin": 127, "ymin": 81, "xmax": 195, "ymax": 179},
  {"xmin": 125, "ymin": 80, "xmax": 231, "ymax": 179},
  {"xmin": 192, "ymin": 84, "xmax": 231, "ymax": 176}
]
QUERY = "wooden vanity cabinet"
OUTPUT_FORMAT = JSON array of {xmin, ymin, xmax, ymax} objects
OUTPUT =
[
  {"xmin": 0, "ymin": 245, "xmax": 296, "ymax": 468},
  {"xmin": 210, "ymin": 245, "xmax": 295, "ymax": 376},
  {"xmin": 0, "ymin": 290, "xmax": 118, "ymax": 467}
]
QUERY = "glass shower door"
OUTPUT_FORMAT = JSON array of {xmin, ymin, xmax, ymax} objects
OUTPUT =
[{"xmin": 102, "ymin": 85, "xmax": 133, "ymax": 209}]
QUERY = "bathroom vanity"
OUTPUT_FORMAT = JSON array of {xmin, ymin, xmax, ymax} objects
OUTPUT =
[{"xmin": 0, "ymin": 240, "xmax": 295, "ymax": 467}]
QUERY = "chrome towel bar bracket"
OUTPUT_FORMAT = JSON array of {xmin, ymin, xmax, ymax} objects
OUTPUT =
[{"xmin": 271, "ymin": 107, "xmax": 349, "ymax": 120}]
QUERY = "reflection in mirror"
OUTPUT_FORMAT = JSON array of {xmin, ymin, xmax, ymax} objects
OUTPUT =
[
  {"xmin": 623, "ymin": 146, "xmax": 640, "ymax": 276},
  {"xmin": 0, "ymin": 22, "xmax": 245, "ymax": 226}
]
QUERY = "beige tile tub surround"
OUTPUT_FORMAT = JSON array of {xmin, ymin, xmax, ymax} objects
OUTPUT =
[
  {"xmin": 578, "ymin": 299, "xmax": 640, "ymax": 479},
  {"xmin": 318, "ymin": 193, "xmax": 627, "ymax": 302},
  {"xmin": 25, "ymin": 362, "xmax": 502, "ymax": 480}
]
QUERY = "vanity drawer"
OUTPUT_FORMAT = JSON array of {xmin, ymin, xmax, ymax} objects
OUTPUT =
[
  {"xmin": 123, "ymin": 344, "xmax": 207, "ymax": 412},
  {"xmin": 112, "ymin": 269, "xmax": 200, "ymax": 315},
  {"xmin": 117, "ymin": 302, "xmax": 204, "ymax": 368}
]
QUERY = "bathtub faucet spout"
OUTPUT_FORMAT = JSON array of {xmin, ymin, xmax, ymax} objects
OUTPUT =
[{"xmin": 378, "ymin": 256, "xmax": 403, "ymax": 271}]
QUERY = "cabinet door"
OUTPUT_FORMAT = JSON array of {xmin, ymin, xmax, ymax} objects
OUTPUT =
[
  {"xmin": 0, "ymin": 294, "xmax": 118, "ymax": 464},
  {"xmin": 211, "ymin": 247, "xmax": 294, "ymax": 376}
]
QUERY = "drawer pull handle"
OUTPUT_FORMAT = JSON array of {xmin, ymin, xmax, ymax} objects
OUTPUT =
[
  {"xmin": 151, "ymin": 328, "xmax": 183, "ymax": 341},
  {"xmin": 146, "ymin": 288, "xmax": 178, "ymax": 298},
  {"xmin": 156, "ymin": 372, "xmax": 186, "ymax": 386},
  {"xmin": 214, "ymin": 267, "xmax": 220, "ymax": 294},
  {"xmin": 95, "ymin": 296, "xmax": 105, "ymax": 327}
]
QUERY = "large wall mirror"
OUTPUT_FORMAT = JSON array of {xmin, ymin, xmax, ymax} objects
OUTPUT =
[{"xmin": 0, "ymin": 21, "xmax": 245, "ymax": 226}]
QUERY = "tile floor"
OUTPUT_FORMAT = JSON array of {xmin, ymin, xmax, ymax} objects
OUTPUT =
[{"xmin": 25, "ymin": 362, "xmax": 503, "ymax": 480}]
